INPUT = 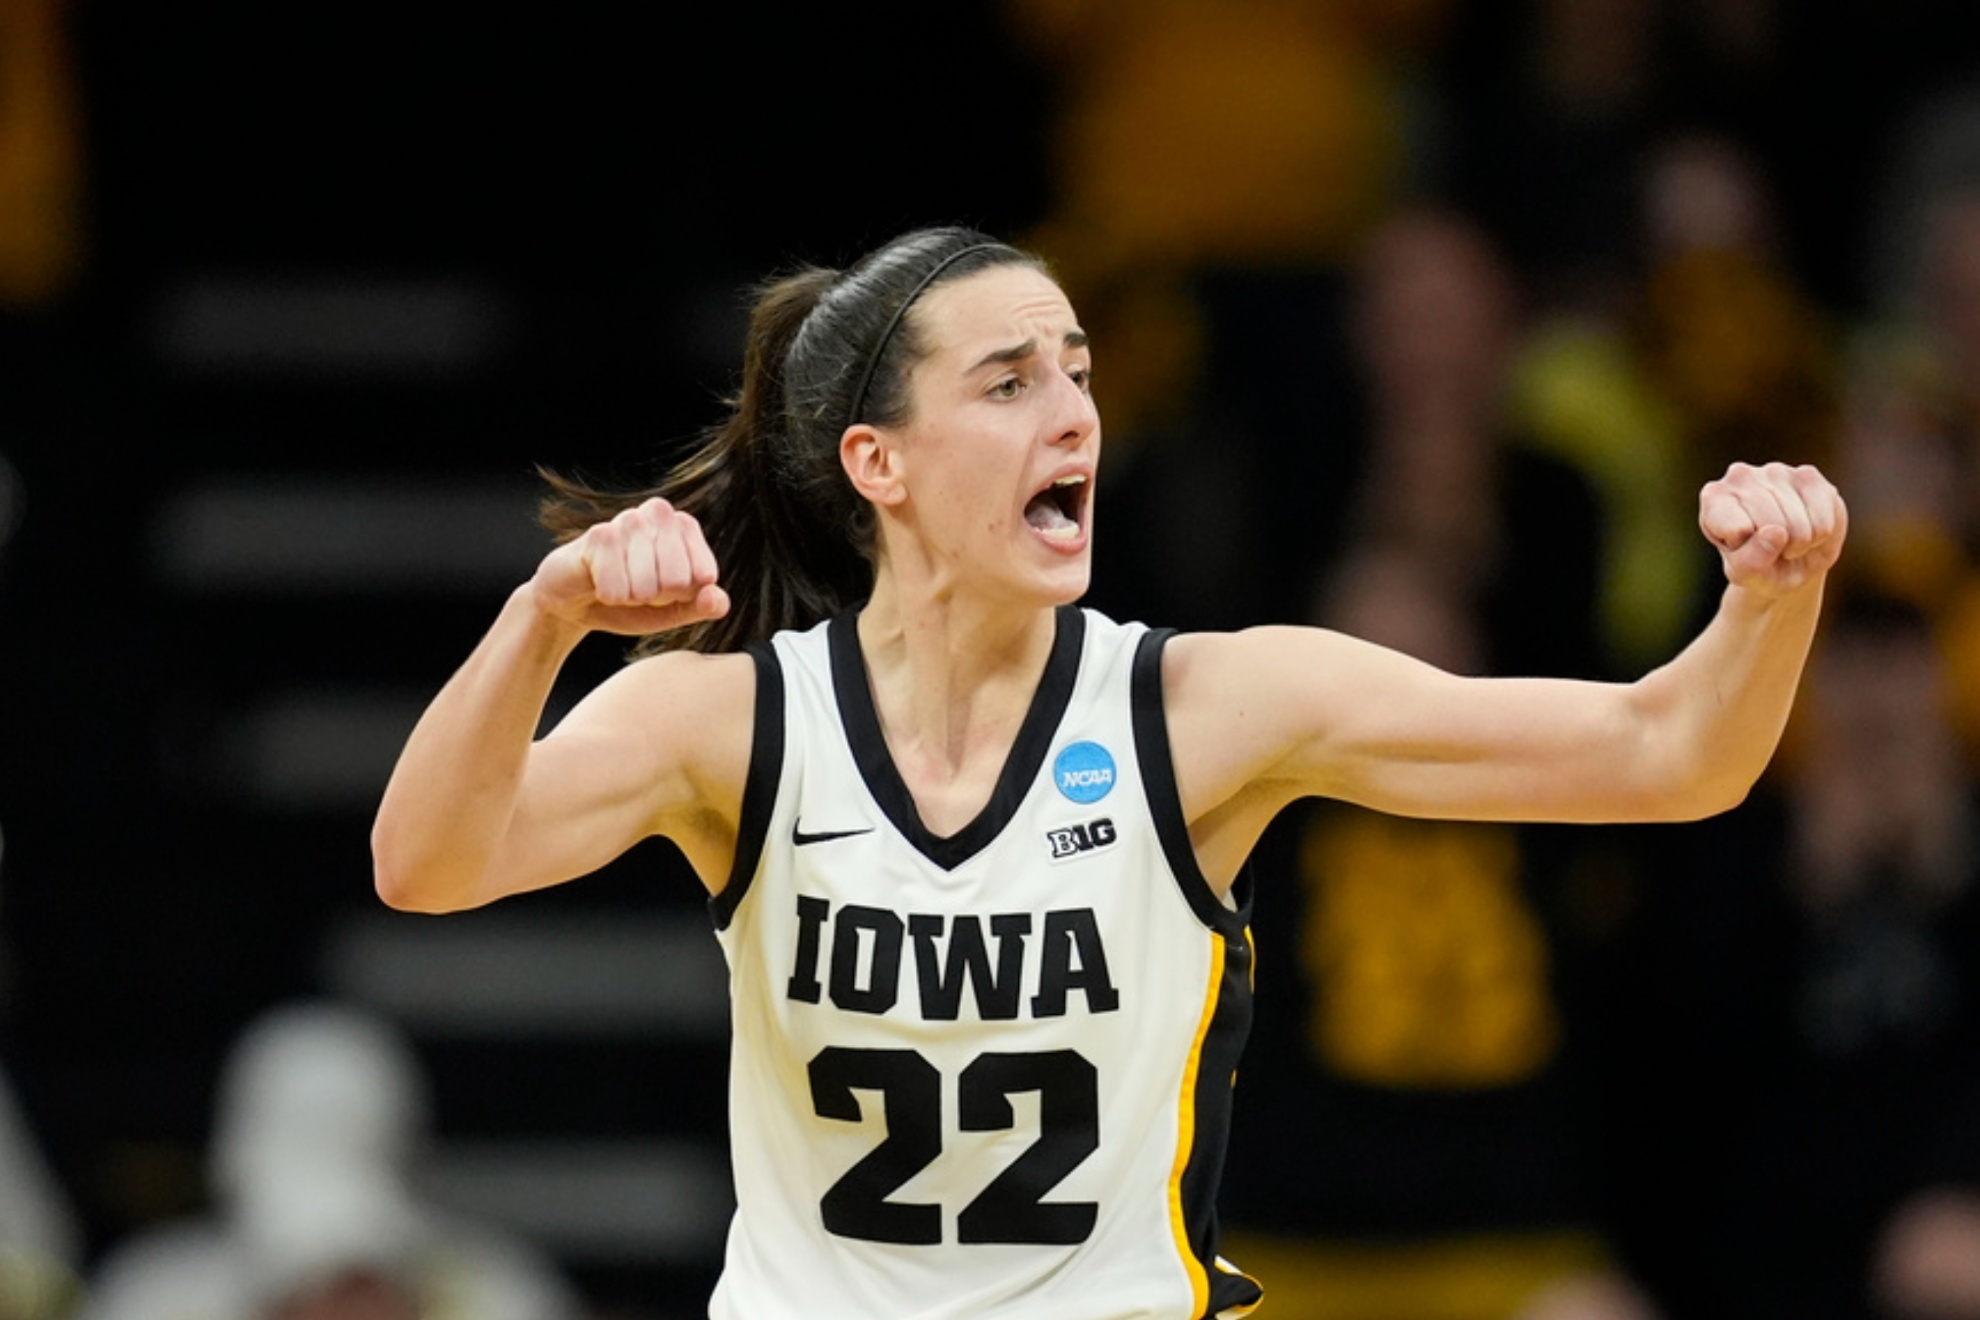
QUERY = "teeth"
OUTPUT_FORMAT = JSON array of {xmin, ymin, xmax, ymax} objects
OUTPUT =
[{"xmin": 1053, "ymin": 474, "xmax": 1086, "ymax": 487}]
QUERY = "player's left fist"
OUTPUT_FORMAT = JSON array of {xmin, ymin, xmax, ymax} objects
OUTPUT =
[{"xmin": 1698, "ymin": 462, "xmax": 1848, "ymax": 599}]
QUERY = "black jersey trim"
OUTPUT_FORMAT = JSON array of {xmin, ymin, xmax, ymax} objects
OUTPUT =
[
  {"xmin": 1130, "ymin": 628, "xmax": 1260, "ymax": 1315},
  {"xmin": 829, "ymin": 604, "xmax": 1085, "ymax": 871},
  {"xmin": 709, "ymin": 641, "xmax": 785, "ymax": 932},
  {"xmin": 1130, "ymin": 628, "xmax": 1253, "ymax": 938},
  {"xmin": 1187, "ymin": 925, "xmax": 1262, "ymax": 1320}
]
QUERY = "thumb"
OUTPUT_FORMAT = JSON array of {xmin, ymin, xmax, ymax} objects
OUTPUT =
[
  {"xmin": 656, "ymin": 582, "xmax": 733, "ymax": 630},
  {"xmin": 1749, "ymin": 523, "xmax": 1789, "ymax": 559},
  {"xmin": 694, "ymin": 583, "xmax": 732, "ymax": 620},
  {"xmin": 1721, "ymin": 522, "xmax": 1794, "ymax": 590}
]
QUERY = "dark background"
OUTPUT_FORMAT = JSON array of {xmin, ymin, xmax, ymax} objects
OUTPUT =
[{"xmin": 8, "ymin": 1, "xmax": 1980, "ymax": 1316}]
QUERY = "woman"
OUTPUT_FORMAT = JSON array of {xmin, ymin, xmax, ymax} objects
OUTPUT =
[{"xmin": 372, "ymin": 227, "xmax": 1846, "ymax": 1320}]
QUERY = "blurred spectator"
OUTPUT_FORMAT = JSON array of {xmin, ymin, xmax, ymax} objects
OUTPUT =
[
  {"xmin": 1444, "ymin": 9, "xmax": 1817, "ymax": 673},
  {"xmin": 77, "ymin": 1001, "xmax": 582, "ymax": 1320},
  {"xmin": 1603, "ymin": 589, "xmax": 1980, "ymax": 1318},
  {"xmin": 1217, "ymin": 204, "xmax": 1649, "ymax": 1320},
  {"xmin": 1633, "ymin": 131, "xmax": 1838, "ymax": 476},
  {"xmin": 1326, "ymin": 204, "xmax": 1606, "ymax": 677},
  {"xmin": 1509, "ymin": 127, "xmax": 1835, "ymax": 675}
]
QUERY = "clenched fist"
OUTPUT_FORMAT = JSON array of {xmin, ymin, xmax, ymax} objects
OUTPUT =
[
  {"xmin": 1700, "ymin": 462, "xmax": 1848, "ymax": 599},
  {"xmin": 529, "ymin": 497, "xmax": 731, "ymax": 635}
]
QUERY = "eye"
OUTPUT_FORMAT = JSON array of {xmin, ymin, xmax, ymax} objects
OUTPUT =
[
  {"xmin": 989, "ymin": 375, "xmax": 1025, "ymax": 400},
  {"xmin": 1067, "ymin": 363, "xmax": 1093, "ymax": 393}
]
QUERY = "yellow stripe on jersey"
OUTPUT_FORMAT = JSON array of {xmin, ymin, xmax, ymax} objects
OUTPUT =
[{"xmin": 1167, "ymin": 932, "xmax": 1227, "ymax": 1316}]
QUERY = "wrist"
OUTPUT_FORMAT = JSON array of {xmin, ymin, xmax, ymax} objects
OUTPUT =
[
  {"xmin": 1718, "ymin": 575, "xmax": 1828, "ymax": 644},
  {"xmin": 509, "ymin": 581, "xmax": 592, "ymax": 654}
]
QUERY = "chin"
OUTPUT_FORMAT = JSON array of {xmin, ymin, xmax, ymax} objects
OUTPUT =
[{"xmin": 1040, "ymin": 558, "xmax": 1092, "ymax": 606}]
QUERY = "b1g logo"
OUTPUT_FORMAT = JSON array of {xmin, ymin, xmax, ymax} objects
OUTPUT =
[
  {"xmin": 1053, "ymin": 741, "xmax": 1116, "ymax": 804},
  {"xmin": 1047, "ymin": 817, "xmax": 1118, "ymax": 862}
]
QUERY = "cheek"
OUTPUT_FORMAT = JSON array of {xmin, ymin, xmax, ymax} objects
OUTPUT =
[
  {"xmin": 905, "ymin": 422, "xmax": 1029, "ymax": 538},
  {"xmin": 940, "ymin": 457, "xmax": 1020, "ymax": 526},
  {"xmin": 915, "ymin": 469, "xmax": 1008, "ymax": 546}
]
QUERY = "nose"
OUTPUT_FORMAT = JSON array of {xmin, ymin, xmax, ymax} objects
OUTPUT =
[{"xmin": 1049, "ymin": 368, "xmax": 1099, "ymax": 447}]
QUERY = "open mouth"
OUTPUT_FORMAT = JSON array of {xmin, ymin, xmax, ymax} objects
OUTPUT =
[{"xmin": 1023, "ymin": 473, "xmax": 1089, "ymax": 540}]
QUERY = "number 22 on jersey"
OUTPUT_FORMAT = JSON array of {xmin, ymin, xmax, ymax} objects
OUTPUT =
[{"xmin": 808, "ymin": 1045, "xmax": 1101, "ymax": 1246}]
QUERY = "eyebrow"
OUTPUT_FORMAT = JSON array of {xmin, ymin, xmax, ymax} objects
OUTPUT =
[{"xmin": 965, "ymin": 330, "xmax": 1090, "ymax": 375}]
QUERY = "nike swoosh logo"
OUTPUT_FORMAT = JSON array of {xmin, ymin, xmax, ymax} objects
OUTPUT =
[{"xmin": 792, "ymin": 825, "xmax": 877, "ymax": 847}]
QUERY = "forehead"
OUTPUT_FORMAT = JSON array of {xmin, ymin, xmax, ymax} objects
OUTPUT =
[{"xmin": 911, "ymin": 264, "xmax": 1079, "ymax": 357}]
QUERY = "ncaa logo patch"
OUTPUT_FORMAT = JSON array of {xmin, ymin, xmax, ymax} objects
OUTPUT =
[{"xmin": 1053, "ymin": 741, "xmax": 1116, "ymax": 804}]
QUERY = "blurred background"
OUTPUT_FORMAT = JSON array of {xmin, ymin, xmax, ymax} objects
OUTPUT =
[{"xmin": 10, "ymin": 1, "xmax": 1980, "ymax": 1318}]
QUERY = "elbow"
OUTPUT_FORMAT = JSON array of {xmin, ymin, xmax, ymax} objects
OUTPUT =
[
  {"xmin": 1656, "ymin": 780, "xmax": 1752, "ymax": 823},
  {"xmin": 370, "ymin": 823, "xmax": 474, "ymax": 914},
  {"xmin": 372, "ymin": 861, "xmax": 474, "ymax": 915},
  {"xmin": 371, "ymin": 818, "xmax": 419, "ymax": 911},
  {"xmin": 372, "ymin": 859, "xmax": 426, "ymax": 913},
  {"xmin": 372, "ymin": 855, "xmax": 437, "ymax": 913},
  {"xmin": 1692, "ymin": 772, "xmax": 1759, "ymax": 821},
  {"xmin": 1619, "ymin": 682, "xmax": 1770, "ymax": 823},
  {"xmin": 1634, "ymin": 760, "xmax": 1759, "ymax": 824}
]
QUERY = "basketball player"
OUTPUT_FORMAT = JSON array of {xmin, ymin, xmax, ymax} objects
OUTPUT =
[{"xmin": 371, "ymin": 228, "xmax": 1847, "ymax": 1319}]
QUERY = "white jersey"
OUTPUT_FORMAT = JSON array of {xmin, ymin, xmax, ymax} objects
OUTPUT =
[{"xmin": 708, "ymin": 606, "xmax": 1262, "ymax": 1320}]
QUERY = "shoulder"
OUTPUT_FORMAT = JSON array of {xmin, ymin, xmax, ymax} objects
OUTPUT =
[
  {"xmin": 1159, "ymin": 625, "xmax": 1454, "ymax": 798},
  {"xmin": 1123, "ymin": 626, "xmax": 1394, "ymax": 883},
  {"xmin": 1154, "ymin": 627, "xmax": 1342, "ymax": 788},
  {"xmin": 1161, "ymin": 625, "xmax": 1387, "ymax": 710}
]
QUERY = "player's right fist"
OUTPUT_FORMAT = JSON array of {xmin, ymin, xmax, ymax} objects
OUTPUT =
[{"xmin": 529, "ymin": 497, "xmax": 730, "ymax": 636}]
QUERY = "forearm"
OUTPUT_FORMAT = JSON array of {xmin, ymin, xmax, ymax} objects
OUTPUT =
[
  {"xmin": 371, "ymin": 584, "xmax": 587, "ymax": 912},
  {"xmin": 1631, "ymin": 577, "xmax": 1827, "ymax": 818}
]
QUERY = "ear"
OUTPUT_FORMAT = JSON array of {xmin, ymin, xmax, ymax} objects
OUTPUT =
[{"xmin": 840, "ymin": 423, "xmax": 908, "ymax": 508}]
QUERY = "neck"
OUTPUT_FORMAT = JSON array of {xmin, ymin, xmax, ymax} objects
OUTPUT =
[{"xmin": 856, "ymin": 572, "xmax": 1061, "ymax": 831}]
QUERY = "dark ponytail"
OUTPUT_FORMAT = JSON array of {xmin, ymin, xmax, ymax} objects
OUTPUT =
[{"xmin": 541, "ymin": 226, "xmax": 1043, "ymax": 655}]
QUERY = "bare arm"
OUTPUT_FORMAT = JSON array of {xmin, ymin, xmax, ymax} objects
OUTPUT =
[
  {"xmin": 371, "ymin": 499, "xmax": 743, "ymax": 913},
  {"xmin": 1168, "ymin": 463, "xmax": 1848, "ymax": 885}
]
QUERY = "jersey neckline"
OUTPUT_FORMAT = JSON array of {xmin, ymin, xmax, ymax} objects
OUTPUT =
[{"xmin": 828, "ymin": 604, "xmax": 1087, "ymax": 871}]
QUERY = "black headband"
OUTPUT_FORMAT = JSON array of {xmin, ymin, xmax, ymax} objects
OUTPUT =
[{"xmin": 845, "ymin": 243, "xmax": 1005, "ymax": 433}]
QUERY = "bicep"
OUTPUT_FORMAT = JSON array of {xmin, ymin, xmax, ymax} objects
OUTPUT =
[
  {"xmin": 498, "ymin": 652, "xmax": 755, "ymax": 896},
  {"xmin": 1171, "ymin": 627, "xmax": 1666, "ymax": 826}
]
